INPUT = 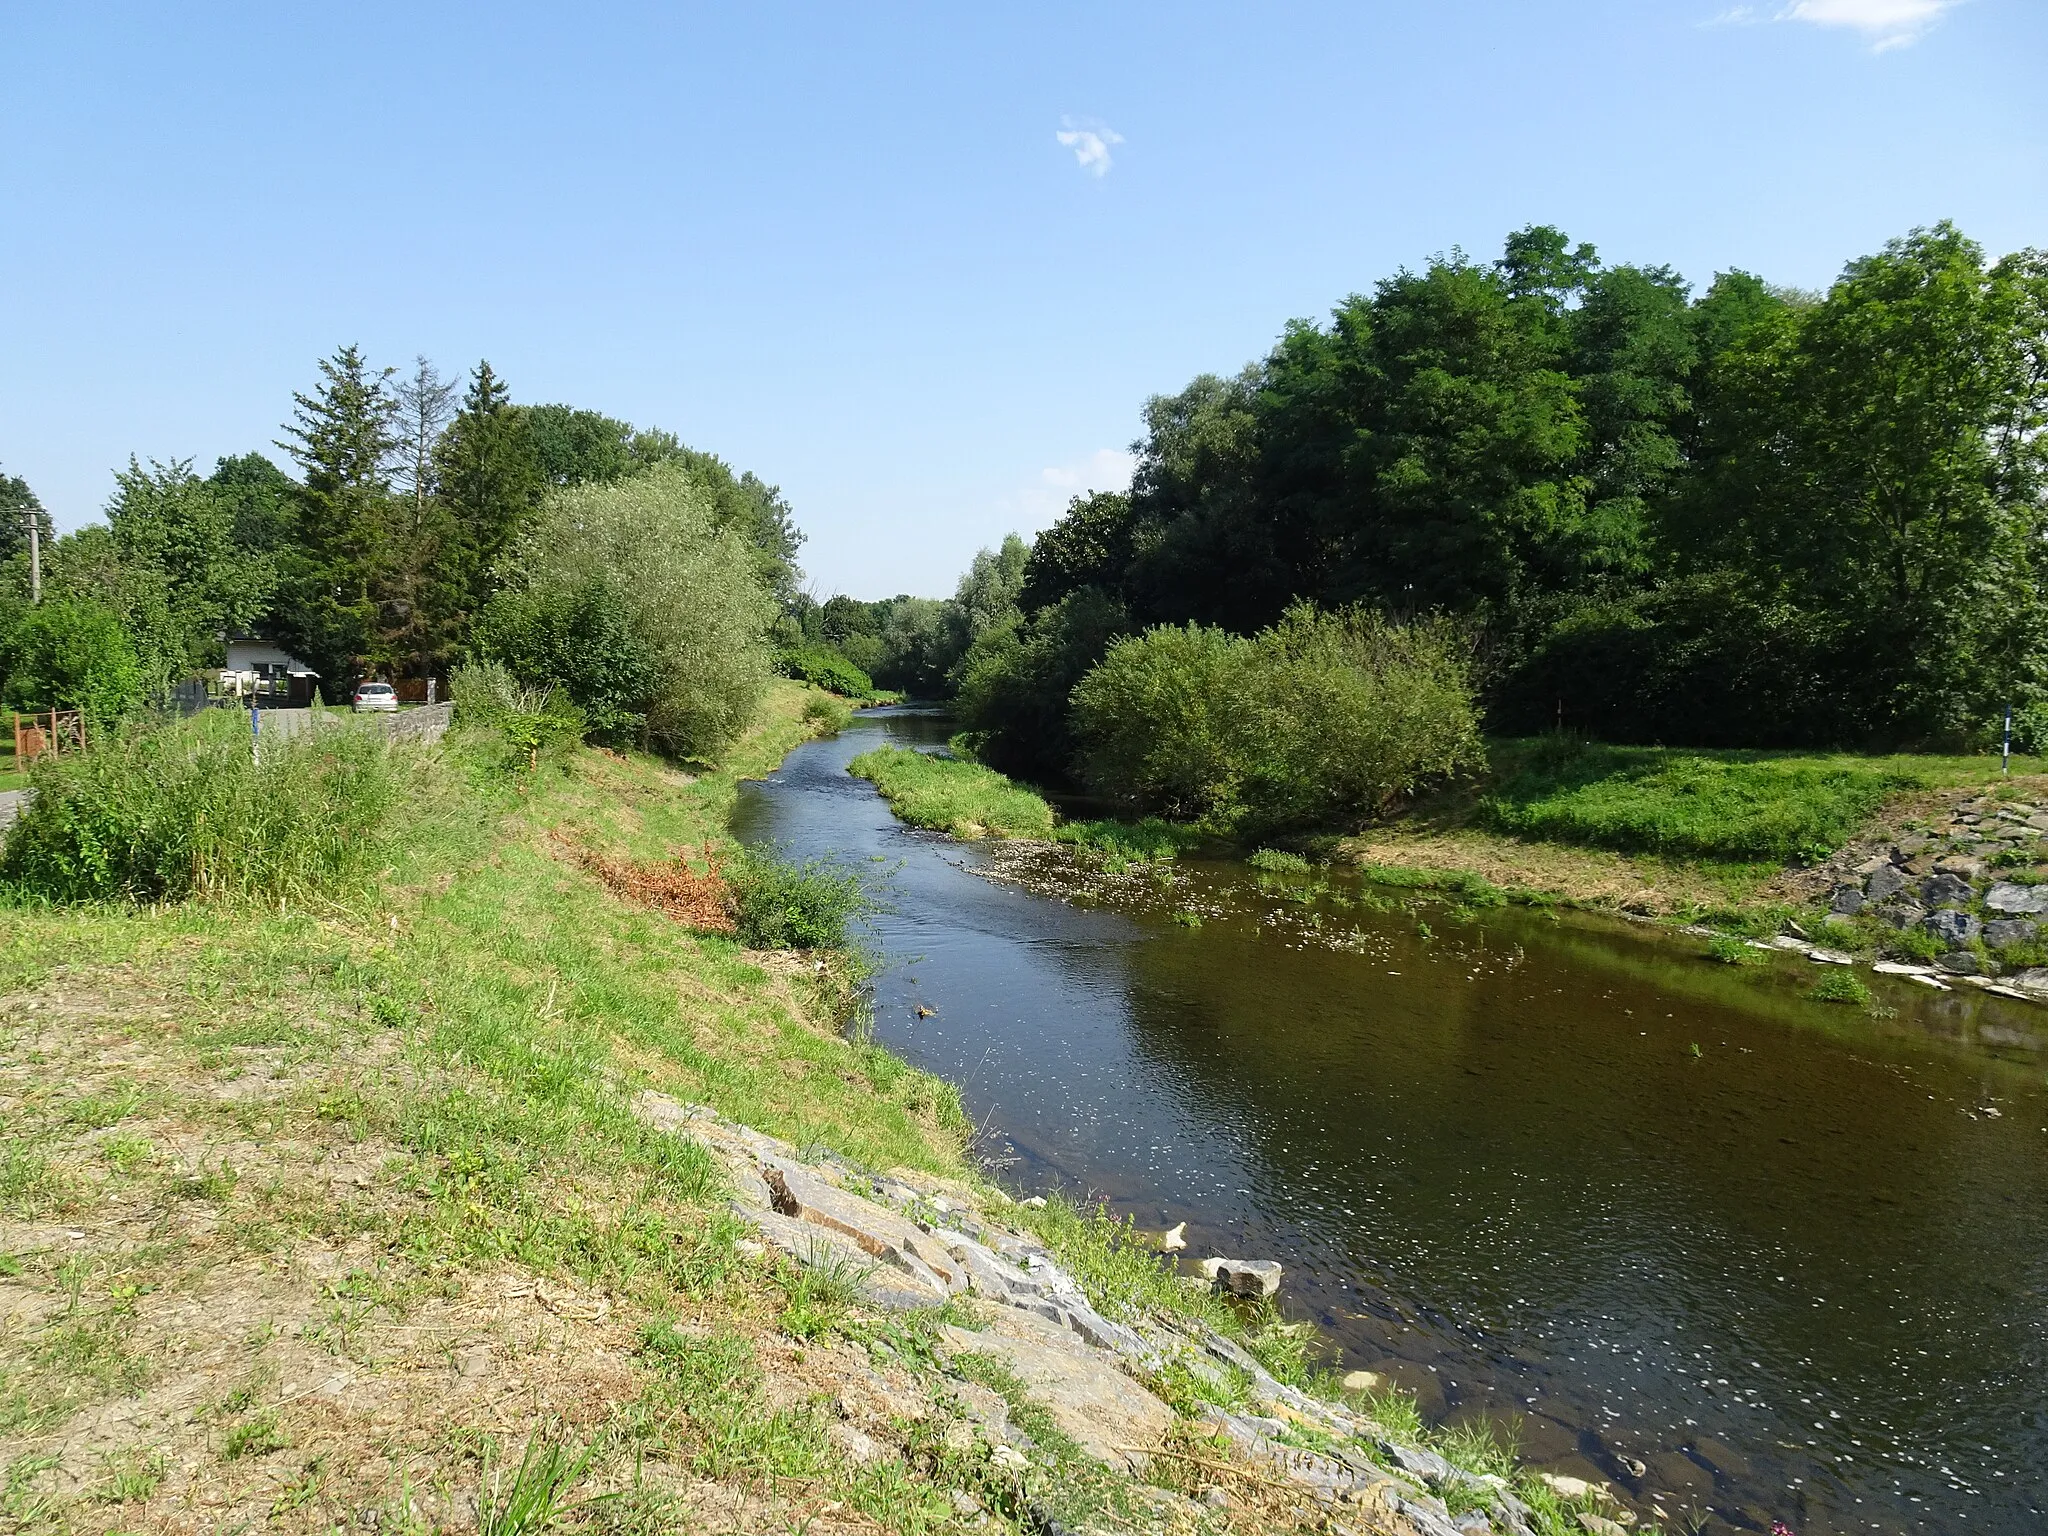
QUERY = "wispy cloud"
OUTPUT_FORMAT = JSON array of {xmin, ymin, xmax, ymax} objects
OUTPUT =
[
  {"xmin": 1780, "ymin": 0, "xmax": 1962, "ymax": 48},
  {"xmin": 1055, "ymin": 118, "xmax": 1124, "ymax": 177},
  {"xmin": 1004, "ymin": 448, "xmax": 1136, "ymax": 529}
]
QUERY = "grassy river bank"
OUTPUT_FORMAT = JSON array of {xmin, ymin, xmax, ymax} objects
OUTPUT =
[
  {"xmin": 0, "ymin": 684, "xmax": 1619, "ymax": 1536},
  {"xmin": 850, "ymin": 735, "xmax": 2048, "ymax": 975}
]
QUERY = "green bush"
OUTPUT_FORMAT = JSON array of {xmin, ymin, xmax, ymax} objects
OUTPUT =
[
  {"xmin": 724, "ymin": 848, "xmax": 871, "ymax": 949},
  {"xmin": 776, "ymin": 645, "xmax": 875, "ymax": 701},
  {"xmin": 801, "ymin": 691, "xmax": 853, "ymax": 735},
  {"xmin": 1069, "ymin": 604, "xmax": 1484, "ymax": 827},
  {"xmin": 0, "ymin": 709, "xmax": 415, "ymax": 904},
  {"xmin": 953, "ymin": 588, "xmax": 1128, "ymax": 783},
  {"xmin": 484, "ymin": 464, "xmax": 775, "ymax": 762},
  {"xmin": 0, "ymin": 597, "xmax": 145, "ymax": 725},
  {"xmin": 1481, "ymin": 738, "xmax": 1917, "ymax": 860},
  {"xmin": 1068, "ymin": 622, "xmax": 1252, "ymax": 820},
  {"xmin": 472, "ymin": 579, "xmax": 655, "ymax": 744},
  {"xmin": 1706, "ymin": 933, "xmax": 1768, "ymax": 965},
  {"xmin": 451, "ymin": 660, "xmax": 587, "ymax": 769},
  {"xmin": 847, "ymin": 746, "xmax": 1057, "ymax": 839}
]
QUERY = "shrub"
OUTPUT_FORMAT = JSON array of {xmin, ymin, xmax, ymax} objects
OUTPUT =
[
  {"xmin": 1068, "ymin": 622, "xmax": 1252, "ymax": 820},
  {"xmin": 953, "ymin": 588, "xmax": 1128, "ymax": 783},
  {"xmin": 0, "ymin": 597, "xmax": 145, "ymax": 725},
  {"xmin": 723, "ymin": 847, "xmax": 872, "ymax": 950},
  {"xmin": 1069, "ymin": 605, "xmax": 1483, "ymax": 827},
  {"xmin": 1247, "ymin": 848, "xmax": 1311, "ymax": 873},
  {"xmin": 801, "ymin": 692, "xmax": 852, "ymax": 735},
  {"xmin": 1, "ymin": 709, "xmax": 415, "ymax": 904},
  {"xmin": 471, "ymin": 579, "xmax": 656, "ymax": 743},
  {"xmin": 776, "ymin": 645, "xmax": 875, "ymax": 700},
  {"xmin": 482, "ymin": 464, "xmax": 775, "ymax": 762},
  {"xmin": 450, "ymin": 660, "xmax": 586, "ymax": 770}
]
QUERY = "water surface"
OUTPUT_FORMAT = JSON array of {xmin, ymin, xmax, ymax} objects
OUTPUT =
[{"xmin": 731, "ymin": 709, "xmax": 2048, "ymax": 1536}]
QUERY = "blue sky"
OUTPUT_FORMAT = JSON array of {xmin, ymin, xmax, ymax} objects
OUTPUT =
[{"xmin": 3, "ymin": 1, "xmax": 2042, "ymax": 599}]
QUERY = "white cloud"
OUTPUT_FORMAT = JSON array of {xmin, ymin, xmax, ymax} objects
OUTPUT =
[
  {"xmin": 1778, "ymin": 0, "xmax": 1962, "ymax": 48},
  {"xmin": 1040, "ymin": 448, "xmax": 1135, "ymax": 493},
  {"xmin": 1055, "ymin": 119, "xmax": 1124, "ymax": 177},
  {"xmin": 1003, "ymin": 448, "xmax": 1136, "ymax": 530}
]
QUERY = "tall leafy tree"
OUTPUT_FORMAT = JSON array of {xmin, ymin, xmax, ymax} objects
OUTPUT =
[
  {"xmin": 102, "ymin": 457, "xmax": 273, "ymax": 678},
  {"xmin": 1689, "ymin": 223, "xmax": 2048, "ymax": 738},
  {"xmin": 1, "ymin": 466, "xmax": 53, "ymax": 568}
]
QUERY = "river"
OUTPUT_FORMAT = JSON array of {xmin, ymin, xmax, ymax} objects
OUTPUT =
[{"xmin": 729, "ymin": 707, "xmax": 2048, "ymax": 1536}]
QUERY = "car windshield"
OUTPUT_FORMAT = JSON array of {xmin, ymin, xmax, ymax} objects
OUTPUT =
[{"xmin": 359, "ymin": 685, "xmax": 392, "ymax": 694}]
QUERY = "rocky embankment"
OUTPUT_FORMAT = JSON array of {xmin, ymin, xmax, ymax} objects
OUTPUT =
[
  {"xmin": 635, "ymin": 1092, "xmax": 1564, "ymax": 1536},
  {"xmin": 1788, "ymin": 791, "xmax": 2048, "ymax": 996}
]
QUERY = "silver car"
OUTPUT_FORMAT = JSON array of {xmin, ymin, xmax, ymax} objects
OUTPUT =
[{"xmin": 351, "ymin": 681, "xmax": 399, "ymax": 713}]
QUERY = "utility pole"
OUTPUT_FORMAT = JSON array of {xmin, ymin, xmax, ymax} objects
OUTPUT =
[{"xmin": 24, "ymin": 504, "xmax": 39, "ymax": 605}]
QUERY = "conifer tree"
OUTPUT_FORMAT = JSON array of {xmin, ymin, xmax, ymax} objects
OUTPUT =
[
  {"xmin": 274, "ymin": 344, "xmax": 398, "ymax": 690},
  {"xmin": 436, "ymin": 361, "xmax": 543, "ymax": 616}
]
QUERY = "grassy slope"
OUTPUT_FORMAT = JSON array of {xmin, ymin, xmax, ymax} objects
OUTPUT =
[
  {"xmin": 3, "ymin": 683, "xmax": 1466, "ymax": 1536},
  {"xmin": 0, "ymin": 683, "xmax": 1016, "ymax": 1531}
]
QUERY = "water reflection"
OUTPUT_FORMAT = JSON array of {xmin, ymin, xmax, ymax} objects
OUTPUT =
[{"xmin": 730, "ymin": 709, "xmax": 2048, "ymax": 1535}]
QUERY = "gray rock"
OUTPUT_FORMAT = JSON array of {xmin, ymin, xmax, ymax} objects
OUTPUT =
[
  {"xmin": 1924, "ymin": 910, "xmax": 1982, "ymax": 947},
  {"xmin": 1984, "ymin": 918, "xmax": 2038, "ymax": 950},
  {"xmin": 1936, "ymin": 855, "xmax": 1990, "ymax": 880},
  {"xmin": 939, "ymin": 1311, "xmax": 1177, "ymax": 1470},
  {"xmin": 2007, "ymin": 968, "xmax": 2048, "ymax": 996},
  {"xmin": 1865, "ymin": 864, "xmax": 1908, "ymax": 903},
  {"xmin": 1828, "ymin": 884, "xmax": 1865, "ymax": 916},
  {"xmin": 1986, "ymin": 882, "xmax": 2048, "ymax": 915},
  {"xmin": 1922, "ymin": 872, "xmax": 1975, "ymax": 908},
  {"xmin": 1212, "ymin": 1258, "xmax": 1283, "ymax": 1298},
  {"xmin": 1879, "ymin": 901, "xmax": 1927, "ymax": 930},
  {"xmin": 1937, "ymin": 951, "xmax": 1984, "ymax": 976}
]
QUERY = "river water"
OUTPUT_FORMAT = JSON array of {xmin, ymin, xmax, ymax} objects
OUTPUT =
[{"xmin": 730, "ymin": 708, "xmax": 2048, "ymax": 1536}]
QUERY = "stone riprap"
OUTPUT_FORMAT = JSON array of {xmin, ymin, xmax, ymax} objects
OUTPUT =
[
  {"xmin": 1761, "ymin": 793, "xmax": 2048, "ymax": 1004},
  {"xmin": 633, "ymin": 1092, "xmax": 1545, "ymax": 1536}
]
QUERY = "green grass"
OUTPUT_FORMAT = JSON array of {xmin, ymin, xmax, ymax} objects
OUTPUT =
[
  {"xmin": 1808, "ymin": 968, "xmax": 1873, "ymax": 1005},
  {"xmin": 847, "ymin": 745, "xmax": 1057, "ymax": 839},
  {"xmin": 1481, "ymin": 737, "xmax": 2047, "ymax": 863}
]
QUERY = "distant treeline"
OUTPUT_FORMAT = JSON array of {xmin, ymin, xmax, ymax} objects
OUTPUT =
[
  {"xmin": 804, "ymin": 221, "xmax": 2048, "ymax": 778},
  {"xmin": 0, "ymin": 349, "xmax": 803, "ymax": 757}
]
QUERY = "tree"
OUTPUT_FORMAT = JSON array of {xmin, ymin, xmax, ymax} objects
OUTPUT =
[
  {"xmin": 481, "ymin": 463, "xmax": 775, "ymax": 760},
  {"xmin": 208, "ymin": 452, "xmax": 298, "ymax": 560},
  {"xmin": 435, "ymin": 360, "xmax": 544, "ymax": 617},
  {"xmin": 0, "ymin": 466, "xmax": 53, "ymax": 569},
  {"xmin": 1687, "ymin": 222, "xmax": 2048, "ymax": 741},
  {"xmin": 526, "ymin": 405, "xmax": 639, "ymax": 487},
  {"xmin": 946, "ymin": 534, "xmax": 1029, "ymax": 668},
  {"xmin": 102, "ymin": 457, "xmax": 273, "ymax": 678},
  {"xmin": 1, "ymin": 596, "xmax": 144, "ymax": 723},
  {"xmin": 276, "ymin": 344, "xmax": 400, "ymax": 688},
  {"xmin": 392, "ymin": 356, "xmax": 457, "ymax": 515}
]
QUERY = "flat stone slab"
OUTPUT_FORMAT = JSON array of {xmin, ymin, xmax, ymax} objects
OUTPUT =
[{"xmin": 941, "ymin": 1307, "xmax": 1177, "ymax": 1470}]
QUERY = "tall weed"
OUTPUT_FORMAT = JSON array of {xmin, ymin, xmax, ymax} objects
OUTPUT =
[{"xmin": 1, "ymin": 709, "xmax": 418, "ymax": 905}]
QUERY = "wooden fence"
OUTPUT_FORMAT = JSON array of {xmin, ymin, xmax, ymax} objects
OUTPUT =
[{"xmin": 12, "ymin": 709, "xmax": 85, "ymax": 763}]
